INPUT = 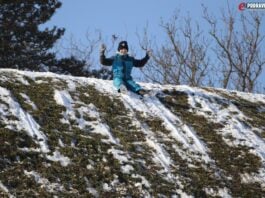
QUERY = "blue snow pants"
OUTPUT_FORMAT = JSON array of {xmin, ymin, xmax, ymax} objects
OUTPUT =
[{"xmin": 113, "ymin": 77, "xmax": 142, "ymax": 93}]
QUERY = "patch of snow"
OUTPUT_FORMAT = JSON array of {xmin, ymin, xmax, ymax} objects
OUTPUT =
[
  {"xmin": 83, "ymin": 177, "xmax": 99, "ymax": 197},
  {"xmin": 54, "ymin": 89, "xmax": 76, "ymax": 122},
  {"xmin": 18, "ymin": 147, "xmax": 41, "ymax": 153},
  {"xmin": 54, "ymin": 90, "xmax": 73, "ymax": 109},
  {"xmin": 0, "ymin": 181, "xmax": 14, "ymax": 198},
  {"xmin": 120, "ymin": 89, "xmax": 212, "ymax": 164},
  {"xmin": 241, "ymin": 171, "xmax": 265, "ymax": 188},
  {"xmin": 86, "ymin": 164, "xmax": 94, "ymax": 170},
  {"xmin": 20, "ymin": 93, "xmax": 37, "ymax": 110},
  {"xmin": 58, "ymin": 139, "xmax": 65, "ymax": 147},
  {"xmin": 0, "ymin": 181, "xmax": 8, "ymax": 193},
  {"xmin": 187, "ymin": 87, "xmax": 265, "ymax": 162},
  {"xmin": 46, "ymin": 150, "xmax": 71, "ymax": 167},
  {"xmin": 54, "ymin": 89, "xmax": 118, "ymax": 144},
  {"xmin": 121, "ymin": 164, "xmax": 134, "ymax": 174},
  {"xmin": 204, "ymin": 187, "xmax": 232, "ymax": 198},
  {"xmin": 232, "ymin": 90, "xmax": 265, "ymax": 104},
  {"xmin": 24, "ymin": 170, "xmax": 64, "ymax": 193},
  {"xmin": 108, "ymin": 148, "xmax": 130, "ymax": 163},
  {"xmin": 145, "ymin": 137, "xmax": 171, "ymax": 172},
  {"xmin": 102, "ymin": 183, "xmax": 112, "ymax": 192},
  {"xmin": 132, "ymin": 174, "xmax": 151, "ymax": 188}
]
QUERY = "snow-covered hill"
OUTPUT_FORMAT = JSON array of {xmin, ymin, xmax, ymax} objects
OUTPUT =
[{"xmin": 0, "ymin": 69, "xmax": 265, "ymax": 197}]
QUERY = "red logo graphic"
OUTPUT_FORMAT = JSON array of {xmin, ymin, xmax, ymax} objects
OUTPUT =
[{"xmin": 238, "ymin": 2, "xmax": 246, "ymax": 11}]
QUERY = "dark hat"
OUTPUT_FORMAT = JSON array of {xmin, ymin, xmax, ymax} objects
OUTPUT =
[{"xmin": 118, "ymin": 41, "xmax": 129, "ymax": 51}]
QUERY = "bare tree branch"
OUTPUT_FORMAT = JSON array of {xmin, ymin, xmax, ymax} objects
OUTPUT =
[
  {"xmin": 139, "ymin": 11, "xmax": 211, "ymax": 87},
  {"xmin": 204, "ymin": 5, "xmax": 265, "ymax": 92}
]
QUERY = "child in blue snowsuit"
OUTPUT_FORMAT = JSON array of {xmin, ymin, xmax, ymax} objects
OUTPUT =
[{"xmin": 100, "ymin": 41, "xmax": 151, "ymax": 96}]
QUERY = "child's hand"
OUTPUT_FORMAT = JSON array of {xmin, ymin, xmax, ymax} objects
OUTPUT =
[
  {"xmin": 100, "ymin": 44, "xmax": 106, "ymax": 53},
  {"xmin": 147, "ymin": 49, "xmax": 152, "ymax": 57}
]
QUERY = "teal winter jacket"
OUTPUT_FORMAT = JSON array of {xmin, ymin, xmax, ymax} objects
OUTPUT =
[{"xmin": 100, "ymin": 53, "xmax": 149, "ymax": 80}]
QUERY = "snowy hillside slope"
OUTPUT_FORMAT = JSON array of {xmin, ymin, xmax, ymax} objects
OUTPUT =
[{"xmin": 0, "ymin": 69, "xmax": 265, "ymax": 197}]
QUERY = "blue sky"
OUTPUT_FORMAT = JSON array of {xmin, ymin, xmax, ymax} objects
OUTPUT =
[
  {"xmin": 44, "ymin": 0, "xmax": 265, "ymax": 56},
  {"xmin": 43, "ymin": 0, "xmax": 265, "ymax": 92},
  {"xmin": 44, "ymin": 0, "xmax": 234, "ymax": 52}
]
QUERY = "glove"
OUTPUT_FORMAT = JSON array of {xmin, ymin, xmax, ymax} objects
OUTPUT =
[
  {"xmin": 100, "ymin": 44, "xmax": 106, "ymax": 54},
  {"xmin": 146, "ymin": 49, "xmax": 152, "ymax": 57}
]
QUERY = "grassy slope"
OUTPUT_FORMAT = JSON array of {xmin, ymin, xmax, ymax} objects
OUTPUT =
[{"xmin": 0, "ymin": 70, "xmax": 265, "ymax": 197}]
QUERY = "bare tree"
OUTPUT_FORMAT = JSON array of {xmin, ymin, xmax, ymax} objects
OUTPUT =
[
  {"xmin": 140, "ymin": 14, "xmax": 210, "ymax": 86},
  {"xmin": 204, "ymin": 5, "xmax": 265, "ymax": 92},
  {"xmin": 54, "ymin": 30, "xmax": 117, "ymax": 79},
  {"xmin": 64, "ymin": 30, "xmax": 102, "ymax": 71},
  {"xmin": 138, "ymin": 12, "xmax": 211, "ymax": 87}
]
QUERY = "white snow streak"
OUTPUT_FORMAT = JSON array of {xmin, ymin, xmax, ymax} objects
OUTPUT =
[
  {"xmin": 24, "ymin": 171, "xmax": 65, "ymax": 193},
  {"xmin": 46, "ymin": 150, "xmax": 71, "ymax": 167},
  {"xmin": 0, "ymin": 86, "xmax": 49, "ymax": 153}
]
